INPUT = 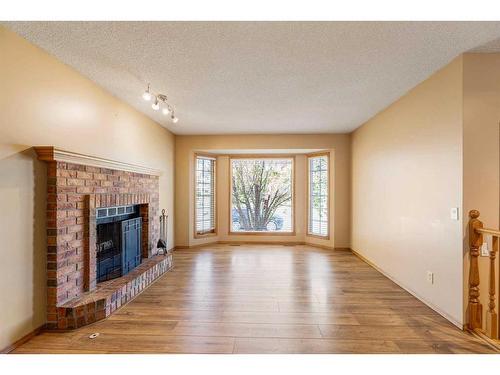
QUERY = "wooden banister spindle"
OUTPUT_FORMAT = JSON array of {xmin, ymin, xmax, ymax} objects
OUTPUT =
[
  {"xmin": 468, "ymin": 210, "xmax": 483, "ymax": 330},
  {"xmin": 486, "ymin": 236, "xmax": 498, "ymax": 339}
]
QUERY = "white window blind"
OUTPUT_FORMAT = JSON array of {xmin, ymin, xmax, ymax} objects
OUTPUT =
[
  {"xmin": 308, "ymin": 154, "xmax": 329, "ymax": 237},
  {"xmin": 195, "ymin": 155, "xmax": 216, "ymax": 235}
]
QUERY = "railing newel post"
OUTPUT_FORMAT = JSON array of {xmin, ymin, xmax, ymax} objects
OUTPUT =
[{"xmin": 468, "ymin": 209, "xmax": 483, "ymax": 330}]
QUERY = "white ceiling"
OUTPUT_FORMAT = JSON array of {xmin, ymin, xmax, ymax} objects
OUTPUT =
[{"xmin": 4, "ymin": 21, "xmax": 500, "ymax": 135}]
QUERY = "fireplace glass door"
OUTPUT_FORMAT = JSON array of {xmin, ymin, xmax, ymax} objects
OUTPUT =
[
  {"xmin": 121, "ymin": 217, "xmax": 142, "ymax": 275},
  {"xmin": 96, "ymin": 221, "xmax": 122, "ymax": 282}
]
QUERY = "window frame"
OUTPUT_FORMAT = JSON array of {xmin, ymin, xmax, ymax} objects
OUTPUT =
[
  {"xmin": 228, "ymin": 154, "xmax": 296, "ymax": 236},
  {"xmin": 306, "ymin": 151, "xmax": 330, "ymax": 239},
  {"xmin": 193, "ymin": 153, "xmax": 217, "ymax": 238}
]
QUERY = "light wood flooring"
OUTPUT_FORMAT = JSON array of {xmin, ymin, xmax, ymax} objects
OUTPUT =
[{"xmin": 13, "ymin": 244, "xmax": 498, "ymax": 354}]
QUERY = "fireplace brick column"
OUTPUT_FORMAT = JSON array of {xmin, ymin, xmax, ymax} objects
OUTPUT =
[{"xmin": 43, "ymin": 159, "xmax": 161, "ymax": 328}]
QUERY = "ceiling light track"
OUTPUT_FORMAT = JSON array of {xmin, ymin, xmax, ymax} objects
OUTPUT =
[{"xmin": 142, "ymin": 83, "xmax": 178, "ymax": 123}]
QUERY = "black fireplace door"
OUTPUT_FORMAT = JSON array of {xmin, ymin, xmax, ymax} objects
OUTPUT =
[{"xmin": 121, "ymin": 217, "xmax": 142, "ymax": 275}]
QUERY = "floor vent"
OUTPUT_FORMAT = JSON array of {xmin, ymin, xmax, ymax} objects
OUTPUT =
[{"xmin": 230, "ymin": 244, "xmax": 241, "ymax": 246}]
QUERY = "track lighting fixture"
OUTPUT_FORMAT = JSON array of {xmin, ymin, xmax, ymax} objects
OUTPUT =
[{"xmin": 142, "ymin": 84, "xmax": 178, "ymax": 123}]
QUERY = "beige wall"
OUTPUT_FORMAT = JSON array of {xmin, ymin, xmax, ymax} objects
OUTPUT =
[
  {"xmin": 0, "ymin": 27, "xmax": 175, "ymax": 350},
  {"xmin": 175, "ymin": 135, "xmax": 351, "ymax": 249},
  {"xmin": 351, "ymin": 57, "xmax": 465, "ymax": 326},
  {"xmin": 462, "ymin": 53, "xmax": 500, "ymax": 327}
]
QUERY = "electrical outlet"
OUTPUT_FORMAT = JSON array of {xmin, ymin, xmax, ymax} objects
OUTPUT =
[
  {"xmin": 450, "ymin": 207, "xmax": 459, "ymax": 220},
  {"xmin": 427, "ymin": 271, "xmax": 434, "ymax": 284},
  {"xmin": 481, "ymin": 242, "xmax": 490, "ymax": 257}
]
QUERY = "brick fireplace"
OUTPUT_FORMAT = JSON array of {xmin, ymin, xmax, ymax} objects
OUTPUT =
[{"xmin": 36, "ymin": 147, "xmax": 173, "ymax": 329}]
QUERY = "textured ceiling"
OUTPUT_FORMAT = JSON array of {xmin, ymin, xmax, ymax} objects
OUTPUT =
[
  {"xmin": 4, "ymin": 21, "xmax": 500, "ymax": 135},
  {"xmin": 469, "ymin": 36, "xmax": 500, "ymax": 52}
]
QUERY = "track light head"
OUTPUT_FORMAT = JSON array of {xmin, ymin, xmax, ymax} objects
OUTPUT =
[
  {"xmin": 142, "ymin": 84, "xmax": 152, "ymax": 101},
  {"xmin": 152, "ymin": 97, "xmax": 160, "ymax": 111}
]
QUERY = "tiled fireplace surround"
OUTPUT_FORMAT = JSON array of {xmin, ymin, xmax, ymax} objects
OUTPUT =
[{"xmin": 36, "ymin": 147, "xmax": 173, "ymax": 329}]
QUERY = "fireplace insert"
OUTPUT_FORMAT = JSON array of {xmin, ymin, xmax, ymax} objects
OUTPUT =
[{"xmin": 96, "ymin": 205, "xmax": 142, "ymax": 283}]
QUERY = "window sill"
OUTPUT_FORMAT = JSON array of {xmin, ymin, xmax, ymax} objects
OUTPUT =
[
  {"xmin": 306, "ymin": 233, "xmax": 330, "ymax": 240},
  {"xmin": 194, "ymin": 231, "xmax": 217, "ymax": 239},
  {"xmin": 229, "ymin": 231, "xmax": 296, "ymax": 236}
]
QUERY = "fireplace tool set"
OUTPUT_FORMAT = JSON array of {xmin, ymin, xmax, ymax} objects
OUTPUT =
[{"xmin": 157, "ymin": 209, "xmax": 170, "ymax": 255}]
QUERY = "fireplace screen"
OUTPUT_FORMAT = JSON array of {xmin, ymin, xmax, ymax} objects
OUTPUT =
[{"xmin": 96, "ymin": 205, "xmax": 142, "ymax": 283}]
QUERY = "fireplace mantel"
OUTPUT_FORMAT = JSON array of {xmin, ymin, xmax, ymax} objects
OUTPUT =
[
  {"xmin": 34, "ymin": 146, "xmax": 162, "ymax": 176},
  {"xmin": 36, "ymin": 148, "xmax": 171, "ymax": 329}
]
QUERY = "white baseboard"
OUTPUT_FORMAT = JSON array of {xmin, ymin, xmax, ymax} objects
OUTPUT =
[{"xmin": 351, "ymin": 248, "xmax": 463, "ymax": 329}]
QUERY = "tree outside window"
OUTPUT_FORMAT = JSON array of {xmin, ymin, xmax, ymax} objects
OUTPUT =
[{"xmin": 231, "ymin": 158, "xmax": 293, "ymax": 233}]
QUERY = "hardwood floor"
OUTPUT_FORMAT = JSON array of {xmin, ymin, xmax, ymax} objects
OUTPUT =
[{"xmin": 13, "ymin": 244, "xmax": 497, "ymax": 354}]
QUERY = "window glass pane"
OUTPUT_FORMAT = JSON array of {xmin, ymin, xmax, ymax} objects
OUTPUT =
[
  {"xmin": 231, "ymin": 158, "xmax": 293, "ymax": 233},
  {"xmin": 308, "ymin": 155, "xmax": 329, "ymax": 237},
  {"xmin": 195, "ymin": 156, "xmax": 216, "ymax": 234},
  {"xmin": 312, "ymin": 208, "xmax": 320, "ymax": 221}
]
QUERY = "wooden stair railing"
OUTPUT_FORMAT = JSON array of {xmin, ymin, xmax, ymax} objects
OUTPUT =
[{"xmin": 468, "ymin": 210, "xmax": 498, "ymax": 339}]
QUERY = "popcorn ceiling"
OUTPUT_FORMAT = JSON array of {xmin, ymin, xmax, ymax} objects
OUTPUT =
[{"xmin": 3, "ymin": 21, "xmax": 500, "ymax": 135}]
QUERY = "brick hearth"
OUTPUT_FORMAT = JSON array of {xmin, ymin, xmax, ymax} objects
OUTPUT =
[
  {"xmin": 57, "ymin": 255, "xmax": 172, "ymax": 329},
  {"xmin": 36, "ymin": 147, "xmax": 173, "ymax": 329}
]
